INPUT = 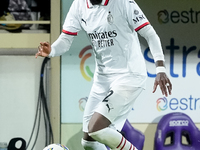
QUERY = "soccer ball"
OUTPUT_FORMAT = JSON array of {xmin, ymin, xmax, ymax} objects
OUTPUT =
[{"xmin": 43, "ymin": 143, "xmax": 69, "ymax": 150}]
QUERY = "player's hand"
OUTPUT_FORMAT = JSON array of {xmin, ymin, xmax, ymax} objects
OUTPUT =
[
  {"xmin": 35, "ymin": 42, "xmax": 51, "ymax": 58},
  {"xmin": 153, "ymin": 72, "xmax": 172, "ymax": 97}
]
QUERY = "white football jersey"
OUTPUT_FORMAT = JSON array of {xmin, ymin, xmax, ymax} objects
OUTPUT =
[{"xmin": 63, "ymin": 0, "xmax": 149, "ymax": 82}]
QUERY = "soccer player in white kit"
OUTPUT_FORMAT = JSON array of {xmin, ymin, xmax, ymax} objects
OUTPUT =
[{"xmin": 36, "ymin": 0, "xmax": 172, "ymax": 150}]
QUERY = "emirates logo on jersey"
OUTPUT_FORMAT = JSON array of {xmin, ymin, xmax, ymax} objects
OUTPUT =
[
  {"xmin": 88, "ymin": 30, "xmax": 117, "ymax": 40},
  {"xmin": 107, "ymin": 11, "xmax": 114, "ymax": 24},
  {"xmin": 88, "ymin": 30, "xmax": 117, "ymax": 48}
]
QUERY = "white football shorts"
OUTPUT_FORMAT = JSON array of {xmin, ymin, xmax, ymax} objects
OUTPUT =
[{"xmin": 82, "ymin": 73, "xmax": 145, "ymax": 132}]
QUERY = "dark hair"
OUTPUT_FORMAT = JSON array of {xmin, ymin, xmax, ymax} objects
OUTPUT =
[{"xmin": 90, "ymin": 0, "xmax": 102, "ymax": 5}]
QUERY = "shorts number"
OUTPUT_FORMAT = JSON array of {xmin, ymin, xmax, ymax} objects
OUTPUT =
[{"xmin": 102, "ymin": 90, "xmax": 114, "ymax": 102}]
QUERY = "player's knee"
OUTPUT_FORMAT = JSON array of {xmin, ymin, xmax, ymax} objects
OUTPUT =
[
  {"xmin": 88, "ymin": 112, "xmax": 111, "ymax": 133},
  {"xmin": 88, "ymin": 122, "xmax": 93, "ymax": 133},
  {"xmin": 88, "ymin": 122, "xmax": 97, "ymax": 134},
  {"xmin": 88, "ymin": 128, "xmax": 107, "ymax": 144},
  {"xmin": 88, "ymin": 121, "xmax": 107, "ymax": 134},
  {"xmin": 83, "ymin": 132, "xmax": 94, "ymax": 141}
]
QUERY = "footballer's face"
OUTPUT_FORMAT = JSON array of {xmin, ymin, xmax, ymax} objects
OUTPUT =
[{"xmin": 90, "ymin": 0, "xmax": 102, "ymax": 5}]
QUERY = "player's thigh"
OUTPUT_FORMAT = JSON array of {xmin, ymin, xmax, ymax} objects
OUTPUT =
[
  {"xmin": 95, "ymin": 86, "xmax": 143, "ymax": 130},
  {"xmin": 83, "ymin": 84, "xmax": 108, "ymax": 133}
]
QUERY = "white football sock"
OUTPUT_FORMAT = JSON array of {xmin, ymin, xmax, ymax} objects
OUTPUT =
[
  {"xmin": 88, "ymin": 127, "xmax": 138, "ymax": 150},
  {"xmin": 81, "ymin": 138, "xmax": 108, "ymax": 150}
]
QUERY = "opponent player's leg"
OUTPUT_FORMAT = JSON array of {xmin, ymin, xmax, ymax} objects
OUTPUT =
[{"xmin": 88, "ymin": 86, "xmax": 143, "ymax": 150}]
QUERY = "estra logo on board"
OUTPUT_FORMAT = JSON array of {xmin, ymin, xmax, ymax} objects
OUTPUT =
[
  {"xmin": 79, "ymin": 97, "xmax": 88, "ymax": 112},
  {"xmin": 157, "ymin": 8, "xmax": 200, "ymax": 24},
  {"xmin": 79, "ymin": 45, "xmax": 94, "ymax": 81},
  {"xmin": 156, "ymin": 96, "xmax": 200, "ymax": 111},
  {"xmin": 157, "ymin": 97, "xmax": 168, "ymax": 111}
]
